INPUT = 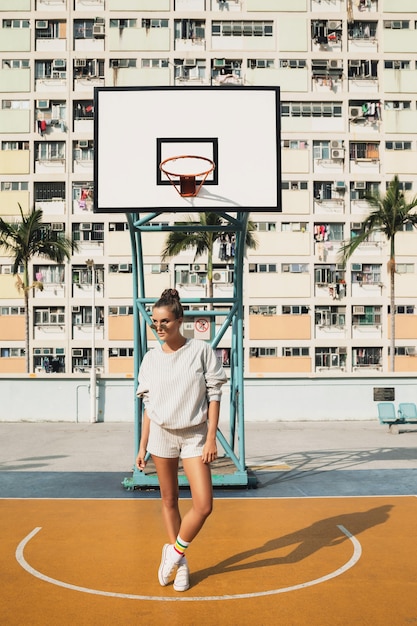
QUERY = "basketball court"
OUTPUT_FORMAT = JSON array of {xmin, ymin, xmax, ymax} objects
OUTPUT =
[{"xmin": 1, "ymin": 421, "xmax": 416, "ymax": 626}]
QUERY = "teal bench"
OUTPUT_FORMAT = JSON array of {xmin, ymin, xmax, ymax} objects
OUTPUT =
[{"xmin": 377, "ymin": 402, "xmax": 417, "ymax": 434}]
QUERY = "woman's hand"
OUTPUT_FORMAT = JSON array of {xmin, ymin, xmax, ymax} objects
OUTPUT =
[
  {"xmin": 135, "ymin": 446, "xmax": 147, "ymax": 471},
  {"xmin": 201, "ymin": 438, "xmax": 218, "ymax": 464}
]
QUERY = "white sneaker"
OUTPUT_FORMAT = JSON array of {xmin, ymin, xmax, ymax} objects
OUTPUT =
[
  {"xmin": 173, "ymin": 557, "xmax": 190, "ymax": 592},
  {"xmin": 158, "ymin": 544, "xmax": 176, "ymax": 587}
]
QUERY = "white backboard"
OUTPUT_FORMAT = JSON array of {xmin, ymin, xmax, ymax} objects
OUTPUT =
[{"xmin": 94, "ymin": 86, "xmax": 281, "ymax": 213}]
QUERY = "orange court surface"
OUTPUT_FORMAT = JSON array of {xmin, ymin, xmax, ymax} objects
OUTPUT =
[
  {"xmin": 1, "ymin": 495, "xmax": 416, "ymax": 626},
  {"xmin": 1, "ymin": 420, "xmax": 416, "ymax": 625}
]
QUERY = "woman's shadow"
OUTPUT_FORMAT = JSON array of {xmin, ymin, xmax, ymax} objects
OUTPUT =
[{"xmin": 191, "ymin": 505, "xmax": 392, "ymax": 586}]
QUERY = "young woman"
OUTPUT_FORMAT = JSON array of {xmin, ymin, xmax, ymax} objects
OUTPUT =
[{"xmin": 135, "ymin": 289, "xmax": 227, "ymax": 592}]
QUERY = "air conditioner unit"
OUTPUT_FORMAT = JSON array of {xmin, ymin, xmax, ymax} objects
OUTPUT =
[
  {"xmin": 80, "ymin": 222, "xmax": 92, "ymax": 231},
  {"xmin": 95, "ymin": 17, "xmax": 105, "ymax": 24},
  {"xmin": 36, "ymin": 20, "xmax": 48, "ymax": 29},
  {"xmin": 72, "ymin": 349, "xmax": 83, "ymax": 357},
  {"xmin": 349, "ymin": 106, "xmax": 363, "ymax": 118},
  {"xmin": 354, "ymin": 181, "xmax": 367, "ymax": 190},
  {"xmin": 93, "ymin": 24, "xmax": 105, "ymax": 37},
  {"xmin": 191, "ymin": 264, "xmax": 206, "ymax": 272},
  {"xmin": 257, "ymin": 60, "xmax": 267, "ymax": 68},
  {"xmin": 331, "ymin": 140, "xmax": 342, "ymax": 149},
  {"xmin": 353, "ymin": 306, "xmax": 365, "ymax": 314},
  {"xmin": 78, "ymin": 140, "xmax": 89, "ymax": 148},
  {"xmin": 184, "ymin": 59, "xmax": 196, "ymax": 67},
  {"xmin": 334, "ymin": 180, "xmax": 346, "ymax": 188},
  {"xmin": 350, "ymin": 60, "xmax": 361, "ymax": 67},
  {"xmin": 118, "ymin": 263, "xmax": 130, "ymax": 272},
  {"xmin": 213, "ymin": 270, "xmax": 229, "ymax": 283},
  {"xmin": 53, "ymin": 59, "xmax": 66, "ymax": 69},
  {"xmin": 72, "ymin": 306, "xmax": 80, "ymax": 313},
  {"xmin": 214, "ymin": 59, "xmax": 225, "ymax": 67},
  {"xmin": 3, "ymin": 266, "xmax": 11, "ymax": 274},
  {"xmin": 351, "ymin": 222, "xmax": 362, "ymax": 229},
  {"xmin": 36, "ymin": 99, "xmax": 50, "ymax": 109},
  {"xmin": 51, "ymin": 223, "xmax": 64, "ymax": 231},
  {"xmin": 183, "ymin": 322, "xmax": 194, "ymax": 331},
  {"xmin": 406, "ymin": 347, "xmax": 416, "ymax": 356},
  {"xmin": 328, "ymin": 21, "xmax": 342, "ymax": 30},
  {"xmin": 328, "ymin": 59, "xmax": 342, "ymax": 69},
  {"xmin": 332, "ymin": 149, "xmax": 345, "ymax": 159},
  {"xmin": 75, "ymin": 59, "xmax": 86, "ymax": 67},
  {"xmin": 352, "ymin": 263, "xmax": 362, "ymax": 271},
  {"xmin": 2, "ymin": 100, "xmax": 11, "ymax": 109}
]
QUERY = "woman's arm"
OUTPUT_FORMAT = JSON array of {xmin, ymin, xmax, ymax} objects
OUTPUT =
[
  {"xmin": 201, "ymin": 400, "xmax": 220, "ymax": 464},
  {"xmin": 135, "ymin": 410, "xmax": 150, "ymax": 470}
]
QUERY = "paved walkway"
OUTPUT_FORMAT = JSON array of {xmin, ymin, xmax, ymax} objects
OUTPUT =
[{"xmin": 1, "ymin": 420, "xmax": 416, "ymax": 498}]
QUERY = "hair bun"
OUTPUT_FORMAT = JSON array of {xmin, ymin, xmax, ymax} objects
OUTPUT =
[{"xmin": 161, "ymin": 288, "xmax": 180, "ymax": 301}]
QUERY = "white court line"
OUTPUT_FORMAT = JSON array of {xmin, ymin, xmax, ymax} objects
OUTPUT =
[{"xmin": 16, "ymin": 525, "xmax": 361, "ymax": 602}]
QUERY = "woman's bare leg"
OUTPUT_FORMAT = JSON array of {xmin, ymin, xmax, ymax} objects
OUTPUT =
[
  {"xmin": 179, "ymin": 456, "xmax": 213, "ymax": 543},
  {"xmin": 152, "ymin": 455, "xmax": 181, "ymax": 544}
]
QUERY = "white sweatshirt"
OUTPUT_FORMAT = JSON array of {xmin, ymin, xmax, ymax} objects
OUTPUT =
[{"xmin": 136, "ymin": 339, "xmax": 227, "ymax": 429}]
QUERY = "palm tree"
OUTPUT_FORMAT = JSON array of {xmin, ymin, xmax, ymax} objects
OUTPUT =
[
  {"xmin": 0, "ymin": 205, "xmax": 77, "ymax": 373},
  {"xmin": 339, "ymin": 175, "xmax": 417, "ymax": 372},
  {"xmin": 161, "ymin": 212, "xmax": 258, "ymax": 304}
]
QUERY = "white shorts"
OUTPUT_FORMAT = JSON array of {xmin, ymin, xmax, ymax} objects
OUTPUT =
[{"xmin": 147, "ymin": 420, "xmax": 208, "ymax": 459}]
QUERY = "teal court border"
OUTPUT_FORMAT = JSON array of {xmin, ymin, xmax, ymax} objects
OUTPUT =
[{"xmin": 122, "ymin": 211, "xmax": 256, "ymax": 490}]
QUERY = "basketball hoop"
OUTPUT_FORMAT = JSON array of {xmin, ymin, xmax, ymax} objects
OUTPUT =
[{"xmin": 159, "ymin": 155, "xmax": 215, "ymax": 198}]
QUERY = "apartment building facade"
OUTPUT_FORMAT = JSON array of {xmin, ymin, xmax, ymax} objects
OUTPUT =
[{"xmin": 1, "ymin": 0, "xmax": 417, "ymax": 377}]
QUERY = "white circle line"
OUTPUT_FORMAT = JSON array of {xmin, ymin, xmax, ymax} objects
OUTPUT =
[{"xmin": 15, "ymin": 525, "xmax": 361, "ymax": 602}]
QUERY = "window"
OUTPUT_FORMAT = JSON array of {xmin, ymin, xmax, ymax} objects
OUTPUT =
[
  {"xmin": 74, "ymin": 101, "xmax": 94, "ymax": 120},
  {"xmin": 109, "ymin": 348, "xmax": 134, "ymax": 357},
  {"xmin": 0, "ymin": 306, "xmax": 25, "ymax": 315},
  {"xmin": 384, "ymin": 21, "xmax": 409, "ymax": 29},
  {"xmin": 249, "ymin": 305, "xmax": 277, "ymax": 315},
  {"xmin": 350, "ymin": 142, "xmax": 379, "ymax": 160},
  {"xmin": 72, "ymin": 348, "xmax": 103, "ymax": 372},
  {"xmin": 314, "ymin": 223, "xmax": 343, "ymax": 241},
  {"xmin": 282, "ymin": 305, "xmax": 309, "ymax": 315},
  {"xmin": 35, "ymin": 182, "xmax": 65, "ymax": 201},
  {"xmin": 73, "ymin": 306, "xmax": 104, "ymax": 326},
  {"xmin": 247, "ymin": 59, "xmax": 275, "ymax": 69},
  {"xmin": 315, "ymin": 347, "xmax": 346, "ymax": 369},
  {"xmin": 2, "ymin": 59, "xmax": 30, "ymax": 69},
  {"xmin": 72, "ymin": 224, "xmax": 104, "ymax": 242},
  {"xmin": 75, "ymin": 59, "xmax": 105, "ymax": 78},
  {"xmin": 384, "ymin": 101, "xmax": 411, "ymax": 110},
  {"xmin": 34, "ymin": 307, "xmax": 65, "ymax": 325},
  {"xmin": 352, "ymin": 305, "xmax": 381, "ymax": 325},
  {"xmin": 279, "ymin": 59, "xmax": 306, "ymax": 69},
  {"xmin": 141, "ymin": 59, "xmax": 169, "ymax": 68},
  {"xmin": 143, "ymin": 19, "xmax": 168, "ymax": 29},
  {"xmin": 2, "ymin": 19, "xmax": 29, "ymax": 28},
  {"xmin": 314, "ymin": 265, "xmax": 345, "ymax": 285},
  {"xmin": 1, "ymin": 181, "xmax": 28, "ymax": 191},
  {"xmin": 313, "ymin": 140, "xmax": 331, "ymax": 160},
  {"xmin": 282, "ymin": 181, "xmax": 308, "ymax": 190},
  {"xmin": 110, "ymin": 19, "xmax": 137, "ymax": 28},
  {"xmin": 351, "ymin": 263, "xmax": 381, "ymax": 283},
  {"xmin": 250, "ymin": 347, "xmax": 277, "ymax": 357},
  {"xmin": 110, "ymin": 58, "xmax": 137, "ymax": 69},
  {"xmin": 315, "ymin": 306, "xmax": 345, "ymax": 327},
  {"xmin": 348, "ymin": 21, "xmax": 377, "ymax": 39},
  {"xmin": 34, "ymin": 265, "xmax": 65, "ymax": 284},
  {"xmin": 109, "ymin": 222, "xmax": 128, "ymax": 232},
  {"xmin": 385, "ymin": 141, "xmax": 412, "ymax": 150},
  {"xmin": 281, "ymin": 140, "xmax": 308, "ymax": 150},
  {"xmin": 212, "ymin": 21, "xmax": 273, "ymax": 37},
  {"xmin": 109, "ymin": 263, "xmax": 132, "ymax": 274},
  {"xmin": 35, "ymin": 20, "xmax": 65, "ymax": 40},
  {"xmin": 395, "ymin": 263, "xmax": 414, "ymax": 274},
  {"xmin": 73, "ymin": 19, "xmax": 95, "ymax": 38},
  {"xmin": 281, "ymin": 263, "xmax": 309, "ymax": 273},
  {"xmin": 281, "ymin": 102, "xmax": 342, "ymax": 117},
  {"xmin": 2, "ymin": 141, "xmax": 29, "ymax": 150},
  {"xmin": 253, "ymin": 222, "xmax": 276, "ymax": 231},
  {"xmin": 283, "ymin": 347, "xmax": 309, "ymax": 357},
  {"xmin": 36, "ymin": 142, "xmax": 65, "ymax": 161},
  {"xmin": 109, "ymin": 306, "xmax": 133, "ymax": 316},
  {"xmin": 248, "ymin": 264, "xmax": 277, "ymax": 273},
  {"xmin": 1, "ymin": 348, "xmax": 25, "ymax": 357},
  {"xmin": 281, "ymin": 222, "xmax": 309, "ymax": 232},
  {"xmin": 385, "ymin": 60, "xmax": 410, "ymax": 70},
  {"xmin": 73, "ymin": 141, "xmax": 94, "ymax": 162},
  {"xmin": 390, "ymin": 305, "xmax": 415, "ymax": 314},
  {"xmin": 174, "ymin": 59, "xmax": 206, "ymax": 80},
  {"xmin": 174, "ymin": 19, "xmax": 204, "ymax": 39},
  {"xmin": 352, "ymin": 347, "xmax": 382, "ymax": 367}
]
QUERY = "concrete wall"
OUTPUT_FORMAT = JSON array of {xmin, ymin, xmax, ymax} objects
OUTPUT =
[{"xmin": 0, "ymin": 375, "xmax": 416, "ymax": 423}]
